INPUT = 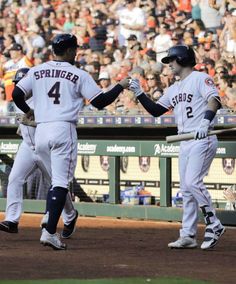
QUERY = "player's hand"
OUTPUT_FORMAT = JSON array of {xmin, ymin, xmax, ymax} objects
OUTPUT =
[
  {"xmin": 16, "ymin": 109, "xmax": 36, "ymax": 127},
  {"xmin": 118, "ymin": 77, "xmax": 131, "ymax": 89},
  {"xmin": 128, "ymin": 78, "xmax": 143, "ymax": 97},
  {"xmin": 194, "ymin": 119, "xmax": 210, "ymax": 140},
  {"xmin": 26, "ymin": 108, "xmax": 34, "ymax": 119}
]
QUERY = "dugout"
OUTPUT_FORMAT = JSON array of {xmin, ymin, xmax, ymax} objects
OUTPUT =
[{"xmin": 0, "ymin": 113, "xmax": 236, "ymax": 226}]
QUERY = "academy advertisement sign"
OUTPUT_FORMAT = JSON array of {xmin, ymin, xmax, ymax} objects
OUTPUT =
[
  {"xmin": 153, "ymin": 143, "xmax": 180, "ymax": 157},
  {"xmin": 76, "ymin": 140, "xmax": 234, "ymax": 158},
  {"xmin": 0, "ymin": 141, "xmax": 20, "ymax": 154}
]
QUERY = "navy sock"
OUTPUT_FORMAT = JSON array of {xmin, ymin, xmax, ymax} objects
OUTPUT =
[
  {"xmin": 46, "ymin": 187, "xmax": 68, "ymax": 234},
  {"xmin": 45, "ymin": 187, "xmax": 53, "ymax": 213}
]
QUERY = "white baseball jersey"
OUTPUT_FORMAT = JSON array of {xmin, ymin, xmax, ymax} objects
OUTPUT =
[
  {"xmin": 158, "ymin": 71, "xmax": 219, "ymax": 134},
  {"xmin": 117, "ymin": 6, "xmax": 146, "ymax": 45},
  {"xmin": 17, "ymin": 61, "xmax": 102, "ymax": 123}
]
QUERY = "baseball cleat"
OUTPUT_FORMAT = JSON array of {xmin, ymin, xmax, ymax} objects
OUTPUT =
[
  {"xmin": 201, "ymin": 224, "xmax": 226, "ymax": 250},
  {"xmin": 61, "ymin": 209, "xmax": 79, "ymax": 239},
  {"xmin": 0, "ymin": 221, "xmax": 18, "ymax": 233},
  {"xmin": 40, "ymin": 228, "xmax": 67, "ymax": 250},
  {"xmin": 168, "ymin": 236, "xmax": 197, "ymax": 249},
  {"xmin": 40, "ymin": 212, "xmax": 49, "ymax": 229}
]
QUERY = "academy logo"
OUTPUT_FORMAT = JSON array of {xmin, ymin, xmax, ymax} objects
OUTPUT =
[
  {"xmin": 154, "ymin": 144, "xmax": 161, "ymax": 155},
  {"xmin": 154, "ymin": 143, "xmax": 179, "ymax": 156},
  {"xmin": 78, "ymin": 143, "xmax": 97, "ymax": 154},
  {"xmin": 0, "ymin": 142, "xmax": 19, "ymax": 154}
]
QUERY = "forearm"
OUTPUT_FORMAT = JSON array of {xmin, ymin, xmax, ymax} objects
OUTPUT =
[
  {"xmin": 137, "ymin": 93, "xmax": 168, "ymax": 117},
  {"xmin": 91, "ymin": 84, "xmax": 124, "ymax": 109},
  {"xmin": 12, "ymin": 86, "xmax": 31, "ymax": 113},
  {"xmin": 204, "ymin": 96, "xmax": 221, "ymax": 121}
]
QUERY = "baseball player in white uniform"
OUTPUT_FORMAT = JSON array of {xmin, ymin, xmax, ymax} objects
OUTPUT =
[
  {"xmin": 0, "ymin": 68, "xmax": 78, "ymax": 239},
  {"xmin": 12, "ymin": 33, "xmax": 130, "ymax": 250},
  {"xmin": 129, "ymin": 45, "xmax": 225, "ymax": 250}
]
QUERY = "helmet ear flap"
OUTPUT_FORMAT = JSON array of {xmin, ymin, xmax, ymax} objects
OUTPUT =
[{"xmin": 176, "ymin": 56, "xmax": 189, "ymax": 67}]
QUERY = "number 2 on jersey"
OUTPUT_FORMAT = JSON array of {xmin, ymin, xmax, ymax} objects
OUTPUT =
[
  {"xmin": 186, "ymin": 106, "xmax": 193, "ymax": 118},
  {"xmin": 48, "ymin": 82, "xmax": 60, "ymax": 104}
]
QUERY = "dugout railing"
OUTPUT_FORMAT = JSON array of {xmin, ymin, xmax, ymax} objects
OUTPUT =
[{"xmin": 0, "ymin": 113, "xmax": 236, "ymax": 225}]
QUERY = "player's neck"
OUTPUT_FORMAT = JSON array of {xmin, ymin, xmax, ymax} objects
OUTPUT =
[{"xmin": 179, "ymin": 68, "xmax": 193, "ymax": 81}]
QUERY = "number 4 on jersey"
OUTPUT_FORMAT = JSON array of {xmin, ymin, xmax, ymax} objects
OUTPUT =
[{"xmin": 48, "ymin": 82, "xmax": 60, "ymax": 104}]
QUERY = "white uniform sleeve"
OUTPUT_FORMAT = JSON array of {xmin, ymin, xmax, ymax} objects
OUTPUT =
[
  {"xmin": 17, "ymin": 69, "xmax": 33, "ymax": 95},
  {"xmin": 198, "ymin": 73, "xmax": 219, "ymax": 101},
  {"xmin": 77, "ymin": 71, "xmax": 102, "ymax": 101},
  {"xmin": 157, "ymin": 88, "xmax": 172, "ymax": 109}
]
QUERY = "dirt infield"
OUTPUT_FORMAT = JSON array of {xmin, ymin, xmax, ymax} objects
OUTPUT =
[{"xmin": 0, "ymin": 213, "xmax": 235, "ymax": 284}]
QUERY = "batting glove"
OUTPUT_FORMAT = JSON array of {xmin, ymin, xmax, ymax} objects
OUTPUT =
[
  {"xmin": 128, "ymin": 78, "xmax": 143, "ymax": 97},
  {"xmin": 194, "ymin": 119, "xmax": 210, "ymax": 140}
]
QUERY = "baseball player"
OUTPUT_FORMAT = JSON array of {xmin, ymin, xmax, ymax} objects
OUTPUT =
[
  {"xmin": 129, "ymin": 45, "xmax": 225, "ymax": 250},
  {"xmin": 0, "ymin": 68, "xmax": 78, "ymax": 240},
  {"xmin": 12, "ymin": 33, "xmax": 130, "ymax": 250}
]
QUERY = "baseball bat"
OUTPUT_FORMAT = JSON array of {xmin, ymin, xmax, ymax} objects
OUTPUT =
[{"xmin": 166, "ymin": 127, "xmax": 236, "ymax": 143}]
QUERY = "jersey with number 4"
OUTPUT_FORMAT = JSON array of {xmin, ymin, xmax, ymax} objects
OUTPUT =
[
  {"xmin": 17, "ymin": 61, "xmax": 102, "ymax": 123},
  {"xmin": 157, "ymin": 71, "xmax": 219, "ymax": 133}
]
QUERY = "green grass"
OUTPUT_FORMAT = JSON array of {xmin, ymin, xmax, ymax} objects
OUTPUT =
[{"xmin": 0, "ymin": 278, "xmax": 215, "ymax": 284}]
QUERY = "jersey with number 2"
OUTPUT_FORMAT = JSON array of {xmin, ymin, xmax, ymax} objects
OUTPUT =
[{"xmin": 157, "ymin": 71, "xmax": 219, "ymax": 133}]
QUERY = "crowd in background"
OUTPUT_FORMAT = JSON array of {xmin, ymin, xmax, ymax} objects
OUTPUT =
[{"xmin": 0, "ymin": 0, "xmax": 235, "ymax": 115}]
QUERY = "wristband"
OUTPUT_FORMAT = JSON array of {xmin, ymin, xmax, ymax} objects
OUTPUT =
[{"xmin": 204, "ymin": 110, "xmax": 216, "ymax": 122}]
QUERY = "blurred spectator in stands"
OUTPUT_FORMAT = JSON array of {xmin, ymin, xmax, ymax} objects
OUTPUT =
[
  {"xmin": 2, "ymin": 34, "xmax": 16, "ymax": 59},
  {"xmin": 183, "ymin": 27, "xmax": 196, "ymax": 46},
  {"xmin": 145, "ymin": 71, "xmax": 163, "ymax": 102},
  {"xmin": 191, "ymin": 0, "xmax": 201, "ymax": 20},
  {"xmin": 26, "ymin": 24, "xmax": 46, "ymax": 50},
  {"xmin": 204, "ymin": 58, "xmax": 216, "ymax": 76},
  {"xmin": 224, "ymin": 87, "xmax": 236, "ymax": 110},
  {"xmin": 73, "ymin": 19, "xmax": 90, "ymax": 47},
  {"xmin": 153, "ymin": 24, "xmax": 173, "ymax": 62},
  {"xmin": 125, "ymin": 34, "xmax": 141, "ymax": 60},
  {"xmin": 190, "ymin": 19, "xmax": 206, "ymax": 41},
  {"xmin": 110, "ymin": 0, "xmax": 146, "ymax": 47},
  {"xmin": 41, "ymin": 0, "xmax": 55, "ymax": 18},
  {"xmin": 160, "ymin": 65, "xmax": 175, "ymax": 89},
  {"xmin": 0, "ymin": 85, "xmax": 8, "ymax": 116},
  {"xmin": 102, "ymin": 52, "xmax": 114, "ymax": 68},
  {"xmin": 115, "ymin": 58, "xmax": 132, "ymax": 82},
  {"xmin": 130, "ymin": 66, "xmax": 148, "ymax": 91},
  {"xmin": 0, "ymin": 27, "xmax": 5, "ymax": 53},
  {"xmin": 118, "ymin": 90, "xmax": 140, "ymax": 114},
  {"xmin": 87, "ymin": 11, "xmax": 107, "ymax": 52},
  {"xmin": 200, "ymin": 0, "xmax": 225, "ymax": 33},
  {"xmin": 105, "ymin": 17, "xmax": 118, "ymax": 46},
  {"xmin": 63, "ymin": 13, "xmax": 75, "ymax": 33},
  {"xmin": 219, "ymin": 9, "xmax": 236, "ymax": 55},
  {"xmin": 0, "ymin": 43, "xmax": 33, "ymax": 111},
  {"xmin": 207, "ymin": 44, "xmax": 221, "ymax": 61},
  {"xmin": 24, "ymin": 0, "xmax": 43, "ymax": 26},
  {"xmin": 98, "ymin": 71, "xmax": 111, "ymax": 91}
]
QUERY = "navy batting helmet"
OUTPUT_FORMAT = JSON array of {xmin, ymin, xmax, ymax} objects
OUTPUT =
[
  {"xmin": 52, "ymin": 33, "xmax": 78, "ymax": 55},
  {"xmin": 13, "ymin": 68, "xmax": 30, "ymax": 84},
  {"xmin": 161, "ymin": 45, "xmax": 196, "ymax": 67}
]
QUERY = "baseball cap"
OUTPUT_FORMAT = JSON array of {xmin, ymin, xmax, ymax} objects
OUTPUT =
[
  {"xmin": 127, "ymin": 34, "xmax": 137, "ymax": 41},
  {"xmin": 98, "ymin": 71, "xmax": 110, "ymax": 80},
  {"xmin": 9, "ymin": 43, "xmax": 23, "ymax": 51},
  {"xmin": 146, "ymin": 49, "xmax": 156, "ymax": 60}
]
